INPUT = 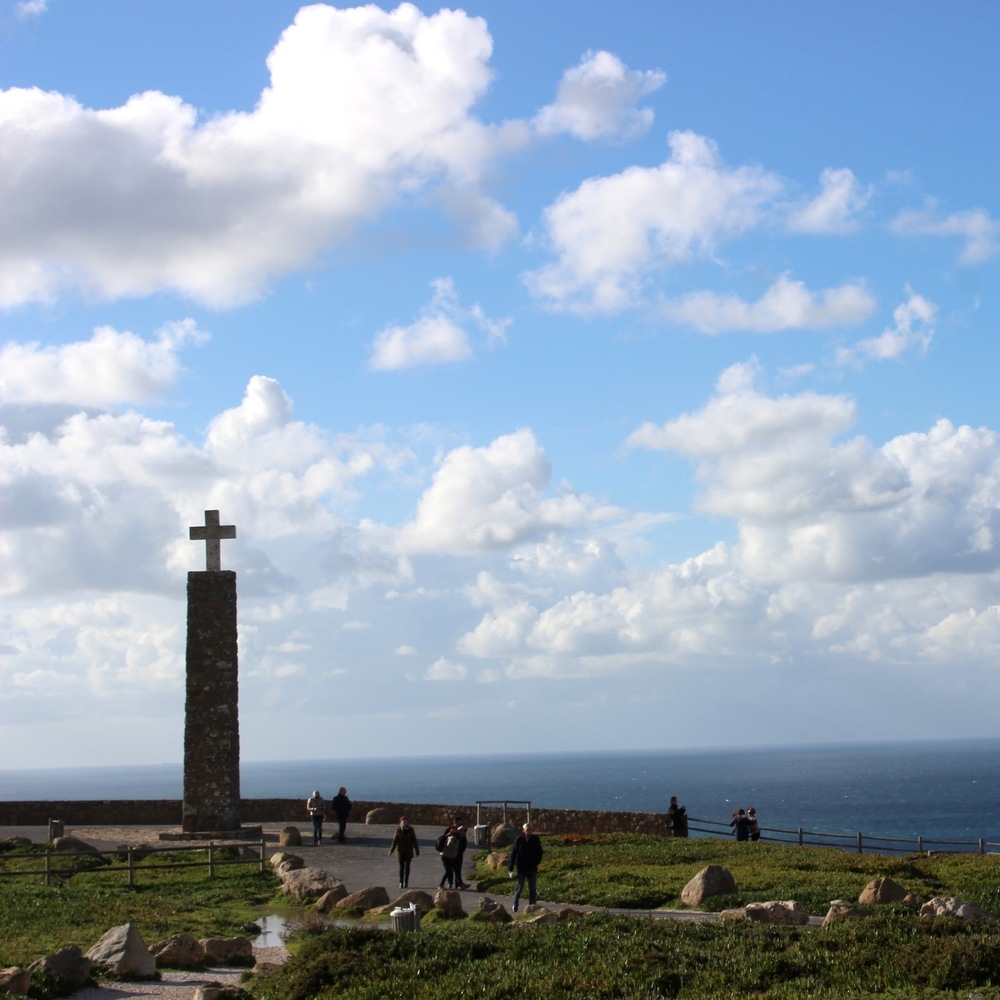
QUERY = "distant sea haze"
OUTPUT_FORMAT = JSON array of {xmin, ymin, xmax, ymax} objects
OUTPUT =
[{"xmin": 2, "ymin": 740, "xmax": 999, "ymax": 846}]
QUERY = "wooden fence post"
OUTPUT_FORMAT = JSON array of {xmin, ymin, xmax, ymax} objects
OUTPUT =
[
  {"xmin": 798, "ymin": 828, "xmax": 803, "ymax": 847},
  {"xmin": 45, "ymin": 850, "xmax": 51, "ymax": 888},
  {"xmin": 259, "ymin": 839, "xmax": 266, "ymax": 875},
  {"xmin": 128, "ymin": 846, "xmax": 135, "ymax": 887},
  {"xmin": 857, "ymin": 832, "xmax": 863, "ymax": 855},
  {"xmin": 209, "ymin": 843, "xmax": 215, "ymax": 879}
]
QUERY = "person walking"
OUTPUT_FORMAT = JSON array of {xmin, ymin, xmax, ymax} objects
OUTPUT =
[
  {"xmin": 508, "ymin": 821, "xmax": 543, "ymax": 912},
  {"xmin": 450, "ymin": 816, "xmax": 470, "ymax": 889},
  {"xmin": 332, "ymin": 787, "xmax": 352, "ymax": 843},
  {"xmin": 747, "ymin": 806, "xmax": 761, "ymax": 842},
  {"xmin": 388, "ymin": 816, "xmax": 420, "ymax": 888},
  {"xmin": 306, "ymin": 790, "xmax": 325, "ymax": 845},
  {"xmin": 437, "ymin": 822, "xmax": 461, "ymax": 888}
]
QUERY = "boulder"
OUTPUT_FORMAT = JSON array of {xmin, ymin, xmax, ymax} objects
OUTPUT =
[
  {"xmin": 281, "ymin": 867, "xmax": 345, "ymax": 901},
  {"xmin": 491, "ymin": 823, "xmax": 517, "ymax": 849},
  {"xmin": 718, "ymin": 908, "xmax": 749, "ymax": 921},
  {"xmin": 315, "ymin": 884, "xmax": 350, "ymax": 912},
  {"xmin": 85, "ymin": 923, "xmax": 156, "ymax": 980},
  {"xmin": 484, "ymin": 850, "xmax": 510, "ymax": 870},
  {"xmin": 477, "ymin": 896, "xmax": 512, "ymax": 923},
  {"xmin": 335, "ymin": 886, "xmax": 391, "ymax": 911},
  {"xmin": 434, "ymin": 888, "xmax": 466, "ymax": 918},
  {"xmin": 555, "ymin": 907, "xmax": 587, "ymax": 921},
  {"xmin": 526, "ymin": 909, "xmax": 559, "ymax": 924},
  {"xmin": 392, "ymin": 889, "xmax": 435, "ymax": 912},
  {"xmin": 920, "ymin": 896, "xmax": 994, "ymax": 921},
  {"xmin": 366, "ymin": 807, "xmax": 395, "ymax": 824},
  {"xmin": 52, "ymin": 835, "xmax": 109, "ymax": 862},
  {"xmin": 193, "ymin": 984, "xmax": 245, "ymax": 1000},
  {"xmin": 681, "ymin": 865, "xmax": 736, "ymax": 907},
  {"xmin": 858, "ymin": 877, "xmax": 909, "ymax": 905},
  {"xmin": 150, "ymin": 933, "xmax": 206, "ymax": 968},
  {"xmin": 199, "ymin": 937, "xmax": 254, "ymax": 966},
  {"xmin": 745, "ymin": 901, "xmax": 809, "ymax": 925},
  {"xmin": 114, "ymin": 843, "xmax": 155, "ymax": 863},
  {"xmin": 278, "ymin": 827, "xmax": 302, "ymax": 847},
  {"xmin": 29, "ymin": 945, "xmax": 92, "ymax": 990},
  {"xmin": 0, "ymin": 967, "xmax": 30, "ymax": 995},
  {"xmin": 270, "ymin": 851, "xmax": 304, "ymax": 876},
  {"xmin": 822, "ymin": 899, "xmax": 864, "ymax": 927},
  {"xmin": 0, "ymin": 836, "xmax": 32, "ymax": 847}
]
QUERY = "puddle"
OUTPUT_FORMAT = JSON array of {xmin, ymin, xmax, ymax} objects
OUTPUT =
[{"xmin": 254, "ymin": 913, "xmax": 289, "ymax": 948}]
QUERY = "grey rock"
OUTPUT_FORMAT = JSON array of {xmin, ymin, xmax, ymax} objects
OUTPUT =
[
  {"xmin": 85, "ymin": 922, "xmax": 157, "ymax": 980},
  {"xmin": 858, "ymin": 877, "xmax": 909, "ymax": 905},
  {"xmin": 920, "ymin": 896, "xmax": 994, "ymax": 921},
  {"xmin": 29, "ymin": 945, "xmax": 92, "ymax": 990},
  {"xmin": 0, "ymin": 966, "xmax": 31, "ymax": 995},
  {"xmin": 745, "ymin": 900, "xmax": 809, "ymax": 925},
  {"xmin": 681, "ymin": 865, "xmax": 736, "ymax": 907},
  {"xmin": 281, "ymin": 866, "xmax": 345, "ymax": 901},
  {"xmin": 199, "ymin": 937, "xmax": 254, "ymax": 966},
  {"xmin": 336, "ymin": 886, "xmax": 392, "ymax": 911},
  {"xmin": 150, "ymin": 933, "xmax": 205, "ymax": 968},
  {"xmin": 278, "ymin": 826, "xmax": 303, "ymax": 847},
  {"xmin": 434, "ymin": 888, "xmax": 466, "ymax": 917}
]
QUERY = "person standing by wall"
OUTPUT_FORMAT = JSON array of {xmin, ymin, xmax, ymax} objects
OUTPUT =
[
  {"xmin": 730, "ymin": 808, "xmax": 750, "ymax": 841},
  {"xmin": 747, "ymin": 806, "xmax": 761, "ymax": 842},
  {"xmin": 667, "ymin": 796, "xmax": 688, "ymax": 838},
  {"xmin": 508, "ymin": 821, "xmax": 543, "ymax": 912},
  {"xmin": 389, "ymin": 816, "xmax": 420, "ymax": 888},
  {"xmin": 306, "ymin": 790, "xmax": 325, "ymax": 846},
  {"xmin": 332, "ymin": 787, "xmax": 352, "ymax": 843}
]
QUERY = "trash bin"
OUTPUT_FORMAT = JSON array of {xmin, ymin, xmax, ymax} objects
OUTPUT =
[
  {"xmin": 48, "ymin": 819, "xmax": 64, "ymax": 840},
  {"xmin": 474, "ymin": 823, "xmax": 491, "ymax": 848},
  {"xmin": 390, "ymin": 903, "xmax": 420, "ymax": 932}
]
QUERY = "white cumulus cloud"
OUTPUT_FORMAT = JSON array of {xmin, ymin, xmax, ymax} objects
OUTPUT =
[
  {"xmin": 838, "ymin": 290, "xmax": 936, "ymax": 364},
  {"xmin": 0, "ymin": 4, "xmax": 517, "ymax": 308},
  {"xmin": 890, "ymin": 203, "xmax": 999, "ymax": 264},
  {"xmin": 534, "ymin": 50, "xmax": 665, "ymax": 141},
  {"xmin": 662, "ymin": 274, "xmax": 875, "ymax": 334},
  {"xmin": 788, "ymin": 167, "xmax": 871, "ymax": 234},
  {"xmin": 524, "ymin": 130, "xmax": 783, "ymax": 313},
  {"xmin": 368, "ymin": 277, "xmax": 510, "ymax": 370}
]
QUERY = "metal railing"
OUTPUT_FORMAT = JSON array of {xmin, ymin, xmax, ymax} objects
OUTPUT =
[
  {"xmin": 685, "ymin": 816, "xmax": 1000, "ymax": 856},
  {"xmin": 476, "ymin": 800, "xmax": 532, "ymax": 826},
  {"xmin": 0, "ymin": 840, "xmax": 268, "ymax": 886}
]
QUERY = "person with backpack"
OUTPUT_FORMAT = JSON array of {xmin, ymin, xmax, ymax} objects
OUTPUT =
[
  {"xmin": 508, "ymin": 821, "xmax": 543, "ymax": 912},
  {"xmin": 436, "ymin": 820, "xmax": 462, "ymax": 888}
]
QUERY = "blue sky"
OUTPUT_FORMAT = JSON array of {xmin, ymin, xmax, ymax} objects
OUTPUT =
[{"xmin": 2, "ymin": 0, "xmax": 999, "ymax": 770}]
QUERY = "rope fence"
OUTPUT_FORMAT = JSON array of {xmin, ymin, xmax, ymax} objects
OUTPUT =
[{"xmin": 685, "ymin": 816, "xmax": 1000, "ymax": 855}]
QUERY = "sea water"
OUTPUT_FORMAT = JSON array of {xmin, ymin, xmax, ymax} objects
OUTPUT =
[{"xmin": 2, "ymin": 739, "xmax": 999, "ymax": 845}]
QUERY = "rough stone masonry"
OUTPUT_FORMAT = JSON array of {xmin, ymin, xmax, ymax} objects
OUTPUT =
[{"xmin": 183, "ymin": 510, "xmax": 240, "ymax": 833}]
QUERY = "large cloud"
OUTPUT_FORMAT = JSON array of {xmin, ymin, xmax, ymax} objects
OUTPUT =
[
  {"xmin": 0, "ymin": 4, "xmax": 516, "ymax": 307},
  {"xmin": 524, "ymin": 130, "xmax": 783, "ymax": 313},
  {"xmin": 627, "ymin": 358, "xmax": 1000, "ymax": 583}
]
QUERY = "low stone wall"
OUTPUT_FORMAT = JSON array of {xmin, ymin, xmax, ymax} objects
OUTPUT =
[{"xmin": 0, "ymin": 799, "xmax": 670, "ymax": 837}]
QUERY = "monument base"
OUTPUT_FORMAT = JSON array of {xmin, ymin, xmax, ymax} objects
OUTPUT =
[{"xmin": 158, "ymin": 826, "xmax": 263, "ymax": 842}]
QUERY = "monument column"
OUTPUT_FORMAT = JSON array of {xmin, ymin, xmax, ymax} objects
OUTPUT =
[{"xmin": 183, "ymin": 510, "xmax": 241, "ymax": 833}]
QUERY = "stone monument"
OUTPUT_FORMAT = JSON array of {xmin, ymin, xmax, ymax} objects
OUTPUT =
[{"xmin": 170, "ymin": 510, "xmax": 257, "ymax": 837}]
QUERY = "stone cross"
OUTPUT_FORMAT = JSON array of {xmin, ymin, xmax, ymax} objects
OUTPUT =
[{"xmin": 189, "ymin": 510, "xmax": 237, "ymax": 572}]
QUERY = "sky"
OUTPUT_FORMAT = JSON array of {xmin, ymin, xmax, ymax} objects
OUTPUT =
[{"xmin": 2, "ymin": 0, "xmax": 1000, "ymax": 771}]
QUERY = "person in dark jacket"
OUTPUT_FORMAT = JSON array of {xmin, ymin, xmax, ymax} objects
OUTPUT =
[
  {"xmin": 508, "ymin": 821, "xmax": 543, "ymax": 912},
  {"xmin": 450, "ymin": 815, "xmax": 470, "ymax": 889},
  {"xmin": 730, "ymin": 808, "xmax": 750, "ymax": 841},
  {"xmin": 667, "ymin": 796, "xmax": 688, "ymax": 838},
  {"xmin": 388, "ymin": 816, "xmax": 420, "ymax": 888},
  {"xmin": 332, "ymin": 787, "xmax": 351, "ymax": 843}
]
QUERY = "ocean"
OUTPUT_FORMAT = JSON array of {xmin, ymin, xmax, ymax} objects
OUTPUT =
[{"xmin": 2, "ymin": 739, "xmax": 999, "ymax": 846}]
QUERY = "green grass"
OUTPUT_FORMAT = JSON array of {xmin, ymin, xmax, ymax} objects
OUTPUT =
[
  {"xmin": 0, "ymin": 843, "xmax": 281, "ymax": 969},
  {"xmin": 475, "ymin": 834, "xmax": 1000, "ymax": 913},
  {"xmin": 7, "ymin": 834, "xmax": 1000, "ymax": 999}
]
